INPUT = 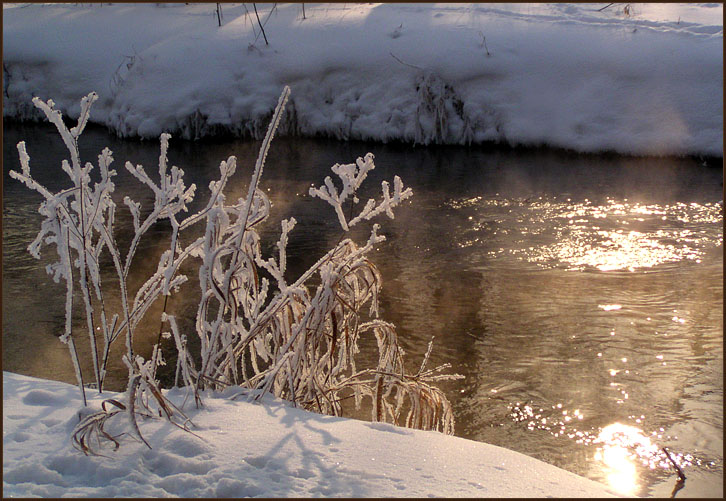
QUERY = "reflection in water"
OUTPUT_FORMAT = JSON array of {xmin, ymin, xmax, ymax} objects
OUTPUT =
[
  {"xmin": 595, "ymin": 423, "xmax": 661, "ymax": 496},
  {"xmin": 382, "ymin": 178, "xmax": 722, "ymax": 497},
  {"xmin": 452, "ymin": 196, "xmax": 722, "ymax": 272},
  {"xmin": 595, "ymin": 425, "xmax": 640, "ymax": 496},
  {"xmin": 447, "ymin": 192, "xmax": 722, "ymax": 494},
  {"xmin": 593, "ymin": 422, "xmax": 709, "ymax": 496},
  {"xmin": 3, "ymin": 122, "xmax": 723, "ymax": 497},
  {"xmin": 508, "ymin": 402, "xmax": 720, "ymax": 496}
]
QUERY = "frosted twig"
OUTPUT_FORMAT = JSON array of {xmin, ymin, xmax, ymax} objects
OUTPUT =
[{"xmin": 310, "ymin": 154, "xmax": 412, "ymax": 231}]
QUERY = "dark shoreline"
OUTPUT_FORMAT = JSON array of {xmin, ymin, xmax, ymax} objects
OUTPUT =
[{"xmin": 3, "ymin": 116, "xmax": 723, "ymax": 169}]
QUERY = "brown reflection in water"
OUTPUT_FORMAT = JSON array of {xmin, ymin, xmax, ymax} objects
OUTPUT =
[
  {"xmin": 1, "ymin": 205, "xmax": 198, "ymax": 392},
  {"xmin": 369, "ymin": 187, "xmax": 722, "ymax": 497},
  {"xmin": 4, "ymin": 123, "xmax": 722, "ymax": 496}
]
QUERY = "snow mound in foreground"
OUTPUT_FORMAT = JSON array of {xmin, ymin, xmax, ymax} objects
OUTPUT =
[
  {"xmin": 2, "ymin": 3, "xmax": 722, "ymax": 156},
  {"xmin": 2, "ymin": 372, "xmax": 620, "ymax": 497}
]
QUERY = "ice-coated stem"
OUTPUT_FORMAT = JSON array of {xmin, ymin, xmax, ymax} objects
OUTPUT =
[
  {"xmin": 63, "ymin": 224, "xmax": 87, "ymax": 406},
  {"xmin": 195, "ymin": 85, "xmax": 289, "ymax": 395}
]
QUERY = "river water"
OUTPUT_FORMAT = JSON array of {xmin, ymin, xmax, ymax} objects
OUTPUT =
[{"xmin": 3, "ymin": 121, "xmax": 722, "ymax": 497}]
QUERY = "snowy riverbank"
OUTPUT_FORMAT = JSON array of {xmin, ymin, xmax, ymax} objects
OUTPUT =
[
  {"xmin": 2, "ymin": 3, "xmax": 723, "ymax": 156},
  {"xmin": 3, "ymin": 371, "xmax": 620, "ymax": 497}
]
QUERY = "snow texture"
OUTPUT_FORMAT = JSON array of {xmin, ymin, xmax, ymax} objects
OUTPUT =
[
  {"xmin": 3, "ymin": 371, "xmax": 621, "ymax": 498},
  {"xmin": 2, "ymin": 2, "xmax": 723, "ymax": 156}
]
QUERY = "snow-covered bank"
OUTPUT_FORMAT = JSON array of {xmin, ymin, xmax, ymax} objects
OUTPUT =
[
  {"xmin": 2, "ymin": 3, "xmax": 723, "ymax": 156},
  {"xmin": 3, "ymin": 371, "xmax": 620, "ymax": 497}
]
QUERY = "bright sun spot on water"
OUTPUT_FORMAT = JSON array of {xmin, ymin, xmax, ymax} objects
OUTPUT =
[
  {"xmin": 594, "ymin": 424, "xmax": 642, "ymax": 494},
  {"xmin": 508, "ymin": 401, "xmax": 712, "ymax": 496},
  {"xmin": 599, "ymin": 304, "xmax": 622, "ymax": 311},
  {"xmin": 594, "ymin": 422, "xmax": 664, "ymax": 496},
  {"xmin": 595, "ymin": 444, "xmax": 638, "ymax": 495}
]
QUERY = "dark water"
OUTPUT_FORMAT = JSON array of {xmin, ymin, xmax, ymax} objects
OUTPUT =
[{"xmin": 3, "ymin": 121, "xmax": 722, "ymax": 497}]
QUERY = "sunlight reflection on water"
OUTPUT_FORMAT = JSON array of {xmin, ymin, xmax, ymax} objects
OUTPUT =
[
  {"xmin": 451, "ymin": 196, "xmax": 722, "ymax": 272},
  {"xmin": 595, "ymin": 423, "xmax": 660, "ymax": 496},
  {"xmin": 450, "ymin": 191, "xmax": 723, "ymax": 496},
  {"xmin": 509, "ymin": 403, "xmax": 720, "ymax": 496}
]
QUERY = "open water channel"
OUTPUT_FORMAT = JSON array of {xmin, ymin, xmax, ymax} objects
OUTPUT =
[{"xmin": 3, "ymin": 121, "xmax": 722, "ymax": 497}]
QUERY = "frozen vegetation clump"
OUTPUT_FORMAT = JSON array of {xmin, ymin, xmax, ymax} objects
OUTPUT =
[{"xmin": 11, "ymin": 87, "xmax": 463, "ymax": 456}]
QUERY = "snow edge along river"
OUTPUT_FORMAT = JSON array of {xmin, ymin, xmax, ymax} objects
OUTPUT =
[
  {"xmin": 3, "ymin": 371, "xmax": 621, "ymax": 497},
  {"xmin": 2, "ymin": 3, "xmax": 723, "ymax": 157}
]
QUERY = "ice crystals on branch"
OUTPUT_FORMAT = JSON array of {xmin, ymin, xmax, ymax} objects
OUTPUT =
[
  {"xmin": 11, "ymin": 92, "xmax": 198, "ymax": 438},
  {"xmin": 10, "ymin": 92, "xmax": 119, "ymax": 406},
  {"xmin": 309, "ymin": 153, "xmax": 413, "ymax": 231}
]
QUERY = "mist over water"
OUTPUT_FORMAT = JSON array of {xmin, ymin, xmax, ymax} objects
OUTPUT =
[{"xmin": 3, "ymin": 121, "xmax": 722, "ymax": 497}]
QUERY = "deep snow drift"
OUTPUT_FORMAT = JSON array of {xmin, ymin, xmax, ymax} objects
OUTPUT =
[
  {"xmin": 2, "ymin": 3, "xmax": 723, "ymax": 156},
  {"xmin": 2, "ymin": 371, "xmax": 620, "ymax": 497}
]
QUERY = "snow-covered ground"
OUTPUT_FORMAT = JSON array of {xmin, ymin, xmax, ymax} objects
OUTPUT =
[
  {"xmin": 2, "ymin": 3, "xmax": 723, "ymax": 156},
  {"xmin": 3, "ymin": 371, "xmax": 620, "ymax": 497}
]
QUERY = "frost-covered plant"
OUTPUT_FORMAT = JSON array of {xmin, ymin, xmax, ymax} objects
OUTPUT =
[
  {"xmin": 13, "ymin": 86, "xmax": 462, "ymax": 456},
  {"xmin": 10, "ymin": 93, "xmax": 194, "ymax": 410},
  {"xmin": 414, "ymin": 72, "xmax": 472, "ymax": 146},
  {"xmin": 161, "ymin": 87, "xmax": 462, "ymax": 433},
  {"xmin": 11, "ymin": 94, "xmax": 122, "ymax": 405}
]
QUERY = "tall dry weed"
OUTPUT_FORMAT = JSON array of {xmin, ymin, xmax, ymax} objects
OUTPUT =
[{"xmin": 13, "ymin": 86, "xmax": 462, "ymax": 455}]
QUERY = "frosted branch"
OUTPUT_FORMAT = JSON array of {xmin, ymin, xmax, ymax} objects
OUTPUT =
[{"xmin": 310, "ymin": 153, "xmax": 413, "ymax": 231}]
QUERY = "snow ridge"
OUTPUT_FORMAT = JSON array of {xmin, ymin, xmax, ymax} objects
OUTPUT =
[
  {"xmin": 3, "ymin": 371, "xmax": 620, "ymax": 498},
  {"xmin": 2, "ymin": 3, "xmax": 722, "ymax": 156}
]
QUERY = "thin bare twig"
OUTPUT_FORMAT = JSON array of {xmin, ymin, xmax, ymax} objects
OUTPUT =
[
  {"xmin": 390, "ymin": 52, "xmax": 423, "ymax": 71},
  {"xmin": 662, "ymin": 447, "xmax": 687, "ymax": 481},
  {"xmin": 253, "ymin": 3, "xmax": 269, "ymax": 45},
  {"xmin": 479, "ymin": 31, "xmax": 491, "ymax": 56}
]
